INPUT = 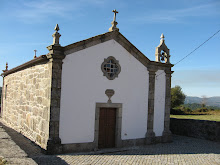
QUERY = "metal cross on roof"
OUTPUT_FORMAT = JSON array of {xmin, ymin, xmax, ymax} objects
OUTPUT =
[
  {"xmin": 5, "ymin": 62, "xmax": 8, "ymax": 71},
  {"xmin": 34, "ymin": 50, "xmax": 37, "ymax": 58},
  {"xmin": 3, "ymin": 62, "xmax": 8, "ymax": 72},
  {"xmin": 112, "ymin": 9, "xmax": 118, "ymax": 22}
]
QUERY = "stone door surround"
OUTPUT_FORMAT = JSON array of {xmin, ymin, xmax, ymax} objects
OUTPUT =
[{"xmin": 94, "ymin": 103, "xmax": 122, "ymax": 149}]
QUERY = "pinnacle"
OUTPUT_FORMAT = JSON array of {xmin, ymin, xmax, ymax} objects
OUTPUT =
[{"xmin": 54, "ymin": 24, "xmax": 60, "ymax": 32}]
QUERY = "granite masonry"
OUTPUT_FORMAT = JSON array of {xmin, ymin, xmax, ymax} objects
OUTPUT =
[
  {"xmin": 170, "ymin": 118, "xmax": 220, "ymax": 142},
  {"xmin": 1, "ymin": 60, "xmax": 51, "ymax": 149}
]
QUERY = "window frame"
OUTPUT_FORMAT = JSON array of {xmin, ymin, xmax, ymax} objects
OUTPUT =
[{"xmin": 101, "ymin": 56, "xmax": 121, "ymax": 80}]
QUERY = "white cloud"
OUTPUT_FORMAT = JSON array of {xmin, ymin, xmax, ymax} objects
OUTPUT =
[
  {"xmin": 12, "ymin": 0, "xmax": 86, "ymax": 23},
  {"xmin": 21, "ymin": 1, "xmax": 72, "ymax": 19},
  {"xmin": 11, "ymin": 0, "xmax": 110, "ymax": 23},
  {"xmin": 130, "ymin": 2, "xmax": 220, "ymax": 24}
]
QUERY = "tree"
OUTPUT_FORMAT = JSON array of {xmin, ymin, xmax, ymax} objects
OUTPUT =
[
  {"xmin": 201, "ymin": 95, "xmax": 207, "ymax": 107},
  {"xmin": 171, "ymin": 85, "xmax": 186, "ymax": 108}
]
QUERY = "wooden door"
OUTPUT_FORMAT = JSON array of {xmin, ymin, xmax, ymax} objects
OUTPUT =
[{"xmin": 98, "ymin": 108, "xmax": 116, "ymax": 149}]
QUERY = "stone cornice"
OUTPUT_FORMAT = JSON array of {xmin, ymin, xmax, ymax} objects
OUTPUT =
[
  {"xmin": 150, "ymin": 61, "xmax": 174, "ymax": 67},
  {"xmin": 64, "ymin": 31, "xmax": 113, "ymax": 54},
  {"xmin": 116, "ymin": 31, "xmax": 151, "ymax": 67},
  {"xmin": 165, "ymin": 71, "xmax": 174, "ymax": 75},
  {"xmin": 147, "ymin": 68, "xmax": 158, "ymax": 73},
  {"xmin": 63, "ymin": 31, "xmax": 151, "ymax": 65},
  {"xmin": 1, "ymin": 55, "xmax": 48, "ymax": 77},
  {"xmin": 63, "ymin": 31, "xmax": 174, "ymax": 70},
  {"xmin": 47, "ymin": 45, "xmax": 64, "ymax": 51}
]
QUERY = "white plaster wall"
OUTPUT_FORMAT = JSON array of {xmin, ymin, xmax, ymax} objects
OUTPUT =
[
  {"xmin": 153, "ymin": 70, "xmax": 166, "ymax": 136},
  {"xmin": 59, "ymin": 39, "xmax": 149, "ymax": 144}
]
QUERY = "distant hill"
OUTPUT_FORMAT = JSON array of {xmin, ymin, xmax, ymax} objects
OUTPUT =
[{"xmin": 185, "ymin": 96, "xmax": 220, "ymax": 107}]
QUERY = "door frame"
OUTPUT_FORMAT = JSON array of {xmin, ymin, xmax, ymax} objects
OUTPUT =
[{"xmin": 94, "ymin": 103, "xmax": 122, "ymax": 149}]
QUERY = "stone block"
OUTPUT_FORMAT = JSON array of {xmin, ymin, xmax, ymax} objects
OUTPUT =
[
  {"xmin": 32, "ymin": 119, "xmax": 37, "ymax": 131},
  {"xmin": 40, "ymin": 120, "xmax": 49, "ymax": 133},
  {"xmin": 26, "ymin": 114, "xmax": 31, "ymax": 127},
  {"xmin": 37, "ymin": 97, "xmax": 43, "ymax": 104},
  {"xmin": 36, "ymin": 135, "xmax": 42, "ymax": 144},
  {"xmin": 33, "ymin": 107, "xmax": 38, "ymax": 116},
  {"xmin": 42, "ymin": 107, "xmax": 49, "ymax": 121},
  {"xmin": 33, "ymin": 78, "xmax": 36, "ymax": 84}
]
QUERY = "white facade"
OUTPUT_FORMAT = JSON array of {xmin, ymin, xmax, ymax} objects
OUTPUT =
[{"xmin": 59, "ymin": 39, "xmax": 166, "ymax": 144}]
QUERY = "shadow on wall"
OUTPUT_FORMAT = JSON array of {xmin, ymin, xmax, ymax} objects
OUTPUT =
[
  {"xmin": 0, "ymin": 121, "xmax": 69, "ymax": 165},
  {"xmin": 170, "ymin": 118, "xmax": 220, "ymax": 142}
]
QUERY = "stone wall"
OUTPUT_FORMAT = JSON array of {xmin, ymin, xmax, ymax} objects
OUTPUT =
[
  {"xmin": 170, "ymin": 118, "xmax": 220, "ymax": 142},
  {"xmin": 1, "ymin": 61, "xmax": 51, "ymax": 149}
]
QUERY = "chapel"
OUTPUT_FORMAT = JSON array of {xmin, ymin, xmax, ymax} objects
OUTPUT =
[{"xmin": 1, "ymin": 10, "xmax": 173, "ymax": 154}]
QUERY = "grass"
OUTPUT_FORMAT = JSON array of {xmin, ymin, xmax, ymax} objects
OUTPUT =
[
  {"xmin": 171, "ymin": 109, "xmax": 220, "ymax": 122},
  {"xmin": 170, "ymin": 114, "xmax": 220, "ymax": 122}
]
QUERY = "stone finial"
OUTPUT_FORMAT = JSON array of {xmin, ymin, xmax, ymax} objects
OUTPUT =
[
  {"xmin": 34, "ymin": 50, "xmax": 37, "ymax": 58},
  {"xmin": 2, "ymin": 62, "xmax": 8, "ymax": 72},
  {"xmin": 109, "ymin": 9, "xmax": 119, "ymax": 32},
  {"xmin": 160, "ymin": 33, "xmax": 165, "ymax": 43},
  {"xmin": 46, "ymin": 24, "xmax": 65, "ymax": 60},
  {"xmin": 155, "ymin": 33, "xmax": 170, "ymax": 64},
  {"xmin": 54, "ymin": 24, "xmax": 60, "ymax": 31},
  {"xmin": 105, "ymin": 89, "xmax": 115, "ymax": 103},
  {"xmin": 52, "ymin": 24, "xmax": 61, "ymax": 45}
]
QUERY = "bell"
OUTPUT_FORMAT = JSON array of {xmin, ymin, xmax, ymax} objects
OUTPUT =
[{"xmin": 161, "ymin": 52, "xmax": 165, "ymax": 61}]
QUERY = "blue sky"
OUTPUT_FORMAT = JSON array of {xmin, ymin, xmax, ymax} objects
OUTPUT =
[{"xmin": 0, "ymin": 0, "xmax": 220, "ymax": 97}]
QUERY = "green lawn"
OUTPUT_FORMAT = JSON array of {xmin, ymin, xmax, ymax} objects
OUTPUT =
[{"xmin": 170, "ymin": 115, "xmax": 220, "ymax": 122}]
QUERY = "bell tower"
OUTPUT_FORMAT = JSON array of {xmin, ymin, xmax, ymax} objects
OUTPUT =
[{"xmin": 155, "ymin": 34, "xmax": 170, "ymax": 64}]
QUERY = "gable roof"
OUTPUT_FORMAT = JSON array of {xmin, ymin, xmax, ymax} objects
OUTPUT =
[
  {"xmin": 2, "ymin": 30, "xmax": 173, "ymax": 77},
  {"xmin": 64, "ymin": 30, "xmax": 173, "ymax": 69},
  {"xmin": 1, "ymin": 55, "xmax": 48, "ymax": 77},
  {"xmin": 64, "ymin": 30, "xmax": 151, "ymax": 67}
]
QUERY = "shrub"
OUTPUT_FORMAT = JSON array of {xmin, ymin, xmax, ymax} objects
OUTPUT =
[
  {"xmin": 170, "ymin": 108, "xmax": 185, "ymax": 115},
  {"xmin": 185, "ymin": 107, "xmax": 192, "ymax": 113},
  {"xmin": 193, "ymin": 108, "xmax": 209, "ymax": 114}
]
